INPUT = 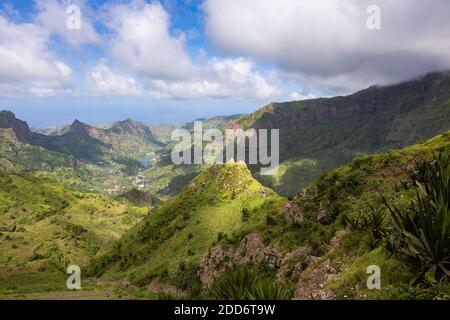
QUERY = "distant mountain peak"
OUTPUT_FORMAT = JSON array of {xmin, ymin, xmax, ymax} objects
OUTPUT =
[
  {"xmin": 70, "ymin": 119, "xmax": 92, "ymax": 134},
  {"xmin": 110, "ymin": 118, "xmax": 152, "ymax": 136},
  {"xmin": 0, "ymin": 109, "xmax": 33, "ymax": 142},
  {"xmin": 0, "ymin": 110, "xmax": 16, "ymax": 119},
  {"xmin": 71, "ymin": 119, "xmax": 85, "ymax": 126}
]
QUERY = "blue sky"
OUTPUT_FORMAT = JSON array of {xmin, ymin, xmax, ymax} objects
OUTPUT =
[{"xmin": 1, "ymin": 0, "xmax": 449, "ymax": 128}]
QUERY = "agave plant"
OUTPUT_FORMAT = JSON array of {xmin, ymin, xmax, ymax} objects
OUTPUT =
[
  {"xmin": 204, "ymin": 267, "xmax": 292, "ymax": 300},
  {"xmin": 385, "ymin": 151, "xmax": 450, "ymax": 280},
  {"xmin": 342, "ymin": 212, "xmax": 361, "ymax": 230},
  {"xmin": 249, "ymin": 280, "xmax": 292, "ymax": 300},
  {"xmin": 204, "ymin": 267, "xmax": 257, "ymax": 300},
  {"xmin": 361, "ymin": 203, "xmax": 387, "ymax": 240}
]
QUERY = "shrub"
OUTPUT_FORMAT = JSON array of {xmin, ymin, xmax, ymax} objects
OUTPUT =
[
  {"xmin": 204, "ymin": 267, "xmax": 257, "ymax": 300},
  {"xmin": 266, "ymin": 215, "xmax": 276, "ymax": 226},
  {"xmin": 342, "ymin": 212, "xmax": 360, "ymax": 230},
  {"xmin": 385, "ymin": 151, "xmax": 450, "ymax": 281},
  {"xmin": 204, "ymin": 267, "xmax": 292, "ymax": 300},
  {"xmin": 249, "ymin": 280, "xmax": 292, "ymax": 300},
  {"xmin": 217, "ymin": 232, "xmax": 226, "ymax": 242},
  {"xmin": 361, "ymin": 203, "xmax": 387, "ymax": 240},
  {"xmin": 241, "ymin": 208, "xmax": 250, "ymax": 221}
]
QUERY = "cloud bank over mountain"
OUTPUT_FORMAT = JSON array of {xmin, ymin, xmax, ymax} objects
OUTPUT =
[
  {"xmin": 204, "ymin": 0, "xmax": 450, "ymax": 92},
  {"xmin": 1, "ymin": 0, "xmax": 450, "ymax": 100}
]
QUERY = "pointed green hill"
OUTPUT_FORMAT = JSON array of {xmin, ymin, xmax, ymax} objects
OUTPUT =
[
  {"xmin": 89, "ymin": 163, "xmax": 285, "ymax": 287},
  {"xmin": 200, "ymin": 129, "xmax": 450, "ymax": 300}
]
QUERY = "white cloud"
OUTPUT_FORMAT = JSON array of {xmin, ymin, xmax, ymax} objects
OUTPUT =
[
  {"xmin": 148, "ymin": 57, "xmax": 280, "ymax": 100},
  {"xmin": 87, "ymin": 60, "xmax": 143, "ymax": 96},
  {"xmin": 94, "ymin": 0, "xmax": 279, "ymax": 100},
  {"xmin": 204, "ymin": 0, "xmax": 450, "ymax": 93},
  {"xmin": 0, "ymin": 15, "xmax": 72, "ymax": 96},
  {"xmin": 35, "ymin": 0, "xmax": 99, "ymax": 46},
  {"xmin": 105, "ymin": 0, "xmax": 194, "ymax": 80},
  {"xmin": 289, "ymin": 91, "xmax": 316, "ymax": 101}
]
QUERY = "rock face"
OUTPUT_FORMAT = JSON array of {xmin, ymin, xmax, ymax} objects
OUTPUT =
[
  {"xmin": 199, "ymin": 232, "xmax": 311, "ymax": 286},
  {"xmin": 199, "ymin": 229, "xmax": 349, "ymax": 300},
  {"xmin": 283, "ymin": 201, "xmax": 304, "ymax": 223},
  {"xmin": 199, "ymin": 232, "xmax": 283, "ymax": 284},
  {"xmin": 293, "ymin": 230, "xmax": 347, "ymax": 300},
  {"xmin": 0, "ymin": 110, "xmax": 34, "ymax": 142},
  {"xmin": 294, "ymin": 256, "xmax": 337, "ymax": 300}
]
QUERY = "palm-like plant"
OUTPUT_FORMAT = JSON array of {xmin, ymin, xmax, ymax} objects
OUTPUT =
[
  {"xmin": 204, "ymin": 268, "xmax": 257, "ymax": 300},
  {"xmin": 385, "ymin": 151, "xmax": 450, "ymax": 280},
  {"xmin": 204, "ymin": 267, "xmax": 293, "ymax": 300},
  {"xmin": 361, "ymin": 203, "xmax": 387, "ymax": 240},
  {"xmin": 249, "ymin": 280, "xmax": 292, "ymax": 300}
]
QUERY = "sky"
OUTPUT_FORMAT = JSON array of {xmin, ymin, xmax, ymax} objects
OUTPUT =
[{"xmin": 0, "ymin": 0, "xmax": 450, "ymax": 128}]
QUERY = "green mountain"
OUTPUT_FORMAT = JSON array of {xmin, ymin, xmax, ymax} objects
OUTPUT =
[
  {"xmin": 0, "ymin": 112, "xmax": 163, "ymax": 194},
  {"xmin": 0, "ymin": 173, "xmax": 148, "ymax": 293},
  {"xmin": 1, "ymin": 72, "xmax": 449, "ymax": 300},
  {"xmin": 84, "ymin": 129, "xmax": 450, "ymax": 299},
  {"xmin": 200, "ymin": 130, "xmax": 450, "ymax": 300},
  {"xmin": 1, "ymin": 126, "xmax": 447, "ymax": 299},
  {"xmin": 89, "ymin": 163, "xmax": 284, "ymax": 288},
  {"xmin": 117, "ymin": 188, "xmax": 162, "ymax": 207},
  {"xmin": 234, "ymin": 71, "xmax": 450, "ymax": 197},
  {"xmin": 0, "ymin": 110, "xmax": 242, "ymax": 197}
]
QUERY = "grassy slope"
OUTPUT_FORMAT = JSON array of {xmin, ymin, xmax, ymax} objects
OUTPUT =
[
  {"xmin": 89, "ymin": 163, "xmax": 285, "ymax": 287},
  {"xmin": 2, "ymin": 130, "xmax": 449, "ymax": 299},
  {"xmin": 0, "ymin": 173, "xmax": 148, "ymax": 294},
  {"xmin": 208, "ymin": 130, "xmax": 450, "ymax": 299}
]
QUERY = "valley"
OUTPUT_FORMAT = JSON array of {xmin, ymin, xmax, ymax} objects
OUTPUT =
[{"xmin": 0, "ymin": 72, "xmax": 449, "ymax": 300}]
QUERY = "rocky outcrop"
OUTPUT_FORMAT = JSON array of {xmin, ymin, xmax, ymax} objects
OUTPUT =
[
  {"xmin": 283, "ymin": 201, "xmax": 304, "ymax": 223},
  {"xmin": 294, "ymin": 256, "xmax": 337, "ymax": 300},
  {"xmin": 199, "ymin": 228, "xmax": 349, "ymax": 299},
  {"xmin": 199, "ymin": 232, "xmax": 283, "ymax": 284},
  {"xmin": 199, "ymin": 232, "xmax": 311, "ymax": 285},
  {"xmin": 0, "ymin": 110, "xmax": 34, "ymax": 142},
  {"xmin": 293, "ymin": 230, "xmax": 348, "ymax": 300}
]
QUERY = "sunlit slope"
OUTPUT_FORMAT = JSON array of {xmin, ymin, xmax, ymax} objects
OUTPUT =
[
  {"xmin": 89, "ymin": 163, "xmax": 285, "ymax": 287},
  {"xmin": 0, "ymin": 173, "xmax": 148, "ymax": 293}
]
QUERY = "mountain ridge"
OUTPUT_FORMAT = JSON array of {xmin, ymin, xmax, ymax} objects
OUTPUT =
[{"xmin": 233, "ymin": 70, "xmax": 450, "ymax": 196}]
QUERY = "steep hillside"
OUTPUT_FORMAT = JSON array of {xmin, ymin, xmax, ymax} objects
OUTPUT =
[
  {"xmin": 89, "ymin": 163, "xmax": 285, "ymax": 289},
  {"xmin": 235, "ymin": 71, "xmax": 450, "ymax": 196},
  {"xmin": 0, "ymin": 173, "xmax": 148, "ymax": 293},
  {"xmin": 199, "ymin": 130, "xmax": 450, "ymax": 300}
]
